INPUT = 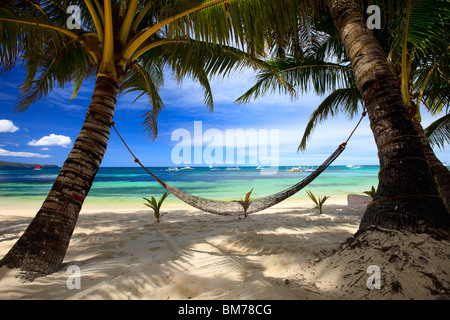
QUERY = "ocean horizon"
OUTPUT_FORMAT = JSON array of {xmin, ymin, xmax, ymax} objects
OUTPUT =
[{"xmin": 0, "ymin": 165, "xmax": 379, "ymax": 207}]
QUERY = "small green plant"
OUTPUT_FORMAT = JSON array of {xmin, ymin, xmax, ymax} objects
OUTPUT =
[
  {"xmin": 306, "ymin": 190, "xmax": 330, "ymax": 215},
  {"xmin": 363, "ymin": 185, "xmax": 377, "ymax": 199},
  {"xmin": 233, "ymin": 188, "xmax": 253, "ymax": 218},
  {"xmin": 143, "ymin": 192, "xmax": 170, "ymax": 222}
]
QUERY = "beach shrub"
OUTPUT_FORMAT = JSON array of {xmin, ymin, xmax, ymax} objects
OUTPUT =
[
  {"xmin": 233, "ymin": 188, "xmax": 253, "ymax": 218},
  {"xmin": 143, "ymin": 192, "xmax": 170, "ymax": 222},
  {"xmin": 363, "ymin": 186, "xmax": 377, "ymax": 199},
  {"xmin": 306, "ymin": 190, "xmax": 329, "ymax": 215}
]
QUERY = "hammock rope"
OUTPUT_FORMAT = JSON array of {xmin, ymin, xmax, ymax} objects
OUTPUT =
[{"xmin": 111, "ymin": 110, "xmax": 366, "ymax": 216}]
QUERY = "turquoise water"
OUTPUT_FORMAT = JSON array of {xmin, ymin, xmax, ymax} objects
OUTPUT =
[{"xmin": 0, "ymin": 166, "xmax": 379, "ymax": 207}]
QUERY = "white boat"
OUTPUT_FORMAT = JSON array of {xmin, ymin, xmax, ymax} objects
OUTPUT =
[
  {"xmin": 346, "ymin": 164, "xmax": 361, "ymax": 169},
  {"xmin": 226, "ymin": 167, "xmax": 240, "ymax": 171},
  {"xmin": 303, "ymin": 166, "xmax": 314, "ymax": 172},
  {"xmin": 181, "ymin": 165, "xmax": 194, "ymax": 170},
  {"xmin": 166, "ymin": 167, "xmax": 179, "ymax": 171}
]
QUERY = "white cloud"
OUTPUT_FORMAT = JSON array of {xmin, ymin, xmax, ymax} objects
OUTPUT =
[
  {"xmin": 0, "ymin": 119, "xmax": 19, "ymax": 133},
  {"xmin": 0, "ymin": 142, "xmax": 19, "ymax": 147},
  {"xmin": 0, "ymin": 148, "xmax": 50, "ymax": 158},
  {"xmin": 28, "ymin": 134, "xmax": 72, "ymax": 148}
]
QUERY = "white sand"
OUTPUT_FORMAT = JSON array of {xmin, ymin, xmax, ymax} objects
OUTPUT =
[{"xmin": 0, "ymin": 198, "xmax": 449, "ymax": 300}]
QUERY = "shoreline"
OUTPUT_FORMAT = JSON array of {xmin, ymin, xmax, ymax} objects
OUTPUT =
[{"xmin": 0, "ymin": 196, "xmax": 351, "ymax": 217}]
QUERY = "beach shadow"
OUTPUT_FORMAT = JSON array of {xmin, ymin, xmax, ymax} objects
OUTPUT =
[
  {"xmin": 0, "ymin": 216, "xmax": 33, "ymax": 243},
  {"xmin": 0, "ymin": 205, "xmax": 364, "ymax": 299}
]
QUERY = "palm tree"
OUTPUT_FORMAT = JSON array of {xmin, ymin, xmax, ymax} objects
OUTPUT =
[
  {"xmin": 343, "ymin": 0, "xmax": 448, "ymax": 239},
  {"xmin": 0, "ymin": 0, "xmax": 286, "ymax": 282},
  {"xmin": 239, "ymin": 1, "xmax": 450, "ymax": 205},
  {"xmin": 238, "ymin": 0, "xmax": 450, "ymax": 238}
]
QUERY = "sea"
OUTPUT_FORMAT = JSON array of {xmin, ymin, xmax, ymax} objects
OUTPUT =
[{"xmin": 0, "ymin": 165, "xmax": 379, "ymax": 208}]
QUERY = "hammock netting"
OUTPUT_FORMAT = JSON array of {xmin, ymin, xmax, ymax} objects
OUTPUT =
[{"xmin": 139, "ymin": 143, "xmax": 347, "ymax": 216}]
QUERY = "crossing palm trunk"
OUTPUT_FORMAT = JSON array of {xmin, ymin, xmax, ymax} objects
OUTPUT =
[
  {"xmin": 326, "ymin": 0, "xmax": 450, "ymax": 238},
  {"xmin": 0, "ymin": 76, "xmax": 119, "ymax": 281}
]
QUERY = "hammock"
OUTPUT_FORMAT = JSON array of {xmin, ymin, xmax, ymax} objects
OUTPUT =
[
  {"xmin": 111, "ymin": 114, "xmax": 365, "ymax": 216},
  {"xmin": 136, "ymin": 143, "xmax": 346, "ymax": 216}
]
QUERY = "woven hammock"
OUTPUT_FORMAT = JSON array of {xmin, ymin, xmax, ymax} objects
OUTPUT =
[
  {"xmin": 141, "ymin": 143, "xmax": 347, "ymax": 216},
  {"xmin": 111, "ymin": 118, "xmax": 352, "ymax": 216}
]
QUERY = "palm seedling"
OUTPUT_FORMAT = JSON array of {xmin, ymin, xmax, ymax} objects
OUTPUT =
[
  {"xmin": 143, "ymin": 192, "xmax": 170, "ymax": 222},
  {"xmin": 233, "ymin": 188, "xmax": 254, "ymax": 218},
  {"xmin": 363, "ymin": 186, "xmax": 377, "ymax": 199},
  {"xmin": 306, "ymin": 190, "xmax": 329, "ymax": 215}
]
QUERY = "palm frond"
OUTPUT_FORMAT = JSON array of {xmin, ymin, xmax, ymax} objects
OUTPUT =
[
  {"xmin": 16, "ymin": 37, "xmax": 95, "ymax": 111},
  {"xmin": 0, "ymin": 1, "xmax": 99, "ymax": 109},
  {"xmin": 425, "ymin": 114, "xmax": 450, "ymax": 150},
  {"xmin": 236, "ymin": 54, "xmax": 354, "ymax": 105},
  {"xmin": 412, "ymin": 48, "xmax": 450, "ymax": 115},
  {"xmin": 389, "ymin": 0, "xmax": 449, "ymax": 68},
  {"xmin": 132, "ymin": 36, "xmax": 285, "ymax": 137},
  {"xmin": 298, "ymin": 87, "xmax": 362, "ymax": 151},
  {"xmin": 120, "ymin": 60, "xmax": 165, "ymax": 139}
]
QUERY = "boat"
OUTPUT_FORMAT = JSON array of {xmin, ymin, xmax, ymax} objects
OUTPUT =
[
  {"xmin": 286, "ymin": 167, "xmax": 303, "ymax": 172},
  {"xmin": 181, "ymin": 165, "xmax": 194, "ymax": 170},
  {"xmin": 346, "ymin": 164, "xmax": 361, "ymax": 169},
  {"xmin": 166, "ymin": 167, "xmax": 179, "ymax": 171},
  {"xmin": 226, "ymin": 167, "xmax": 240, "ymax": 171},
  {"xmin": 303, "ymin": 166, "xmax": 314, "ymax": 172},
  {"xmin": 34, "ymin": 164, "xmax": 42, "ymax": 170}
]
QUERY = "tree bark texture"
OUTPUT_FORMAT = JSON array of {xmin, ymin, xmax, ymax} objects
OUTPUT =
[
  {"xmin": 414, "ymin": 121, "xmax": 450, "ymax": 208},
  {"xmin": 0, "ymin": 76, "xmax": 119, "ymax": 281},
  {"xmin": 326, "ymin": 0, "xmax": 450, "ymax": 238}
]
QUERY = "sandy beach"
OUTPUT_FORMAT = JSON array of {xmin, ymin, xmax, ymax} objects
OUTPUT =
[{"xmin": 0, "ymin": 198, "xmax": 449, "ymax": 300}]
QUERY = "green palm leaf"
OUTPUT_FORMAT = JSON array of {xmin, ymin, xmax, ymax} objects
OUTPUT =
[
  {"xmin": 425, "ymin": 114, "xmax": 450, "ymax": 150},
  {"xmin": 299, "ymin": 87, "xmax": 362, "ymax": 151},
  {"xmin": 143, "ymin": 192, "xmax": 170, "ymax": 222}
]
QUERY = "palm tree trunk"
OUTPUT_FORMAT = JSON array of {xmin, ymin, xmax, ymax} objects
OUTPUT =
[
  {"xmin": 0, "ymin": 75, "xmax": 119, "ymax": 282},
  {"xmin": 414, "ymin": 121, "xmax": 450, "ymax": 207},
  {"xmin": 326, "ymin": 0, "xmax": 450, "ymax": 238}
]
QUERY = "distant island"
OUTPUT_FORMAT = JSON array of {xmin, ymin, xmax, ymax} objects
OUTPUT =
[{"xmin": 0, "ymin": 161, "xmax": 58, "ymax": 168}]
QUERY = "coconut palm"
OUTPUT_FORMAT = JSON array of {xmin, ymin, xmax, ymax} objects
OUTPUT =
[
  {"xmin": 0, "ymin": 0, "xmax": 292, "ymax": 282},
  {"xmin": 316, "ymin": 0, "xmax": 449, "ymax": 238},
  {"xmin": 239, "ymin": 0, "xmax": 449, "ymax": 153},
  {"xmin": 238, "ymin": 0, "xmax": 450, "ymax": 237},
  {"xmin": 241, "ymin": 1, "xmax": 450, "ymax": 204}
]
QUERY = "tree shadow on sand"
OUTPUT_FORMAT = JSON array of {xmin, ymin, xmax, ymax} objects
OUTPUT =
[{"xmin": 0, "ymin": 205, "xmax": 367, "ymax": 299}]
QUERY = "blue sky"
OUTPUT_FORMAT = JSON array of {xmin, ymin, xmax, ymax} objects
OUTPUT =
[{"xmin": 0, "ymin": 66, "xmax": 449, "ymax": 167}]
